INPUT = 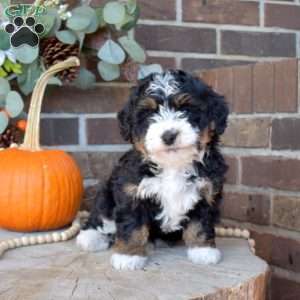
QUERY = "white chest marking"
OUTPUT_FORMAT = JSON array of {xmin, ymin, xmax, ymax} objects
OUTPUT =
[{"xmin": 137, "ymin": 167, "xmax": 207, "ymax": 233}]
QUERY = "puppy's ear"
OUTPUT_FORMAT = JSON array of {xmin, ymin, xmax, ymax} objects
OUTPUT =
[
  {"xmin": 118, "ymin": 94, "xmax": 134, "ymax": 142},
  {"xmin": 208, "ymin": 89, "xmax": 229, "ymax": 135}
]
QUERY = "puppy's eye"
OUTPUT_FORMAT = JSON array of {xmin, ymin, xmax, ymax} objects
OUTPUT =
[
  {"xmin": 138, "ymin": 97, "xmax": 158, "ymax": 111},
  {"xmin": 173, "ymin": 94, "xmax": 191, "ymax": 108}
]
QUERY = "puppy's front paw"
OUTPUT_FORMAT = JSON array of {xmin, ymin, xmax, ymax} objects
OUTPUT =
[
  {"xmin": 111, "ymin": 253, "xmax": 148, "ymax": 270},
  {"xmin": 187, "ymin": 247, "xmax": 222, "ymax": 265},
  {"xmin": 76, "ymin": 229, "xmax": 109, "ymax": 252}
]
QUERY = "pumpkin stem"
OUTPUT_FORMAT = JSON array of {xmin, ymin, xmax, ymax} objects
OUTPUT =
[{"xmin": 21, "ymin": 57, "xmax": 80, "ymax": 151}]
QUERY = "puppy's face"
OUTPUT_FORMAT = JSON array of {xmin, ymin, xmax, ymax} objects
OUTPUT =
[{"xmin": 118, "ymin": 70, "xmax": 228, "ymax": 167}]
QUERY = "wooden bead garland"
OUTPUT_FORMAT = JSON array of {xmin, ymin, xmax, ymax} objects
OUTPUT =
[{"xmin": 0, "ymin": 211, "xmax": 255, "ymax": 258}]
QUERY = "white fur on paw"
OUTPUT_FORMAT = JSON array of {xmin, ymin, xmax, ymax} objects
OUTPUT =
[
  {"xmin": 76, "ymin": 229, "xmax": 109, "ymax": 252},
  {"xmin": 111, "ymin": 253, "xmax": 147, "ymax": 270},
  {"xmin": 187, "ymin": 247, "xmax": 222, "ymax": 265}
]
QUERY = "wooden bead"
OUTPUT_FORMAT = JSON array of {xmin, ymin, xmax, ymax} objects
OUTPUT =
[
  {"xmin": 248, "ymin": 239, "xmax": 256, "ymax": 248},
  {"xmin": 13, "ymin": 238, "xmax": 22, "ymax": 247},
  {"xmin": 60, "ymin": 232, "xmax": 68, "ymax": 241},
  {"xmin": 227, "ymin": 228, "xmax": 233, "ymax": 236},
  {"xmin": 21, "ymin": 236, "xmax": 29, "ymax": 246},
  {"xmin": 219, "ymin": 228, "xmax": 226, "ymax": 237},
  {"xmin": 234, "ymin": 228, "xmax": 242, "ymax": 238},
  {"xmin": 242, "ymin": 230, "xmax": 250, "ymax": 239},
  {"xmin": 52, "ymin": 233, "xmax": 61, "ymax": 242},
  {"xmin": 45, "ymin": 234, "xmax": 53, "ymax": 243},
  {"xmin": 37, "ymin": 235, "xmax": 44, "ymax": 244},
  {"xmin": 29, "ymin": 236, "xmax": 37, "ymax": 245},
  {"xmin": 7, "ymin": 240, "xmax": 16, "ymax": 249}
]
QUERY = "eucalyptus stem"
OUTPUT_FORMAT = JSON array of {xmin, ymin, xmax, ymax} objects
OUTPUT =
[{"xmin": 21, "ymin": 57, "xmax": 80, "ymax": 151}]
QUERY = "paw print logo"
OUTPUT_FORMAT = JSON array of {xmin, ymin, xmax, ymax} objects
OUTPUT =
[{"xmin": 5, "ymin": 16, "xmax": 44, "ymax": 48}]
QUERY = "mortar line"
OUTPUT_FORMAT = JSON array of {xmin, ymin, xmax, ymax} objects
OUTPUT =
[
  {"xmin": 78, "ymin": 115, "xmax": 87, "ymax": 146},
  {"xmin": 259, "ymin": 0, "xmax": 265, "ymax": 28},
  {"xmin": 147, "ymin": 50, "xmax": 285, "ymax": 61},
  {"xmin": 139, "ymin": 19, "xmax": 300, "ymax": 34},
  {"xmin": 216, "ymin": 28, "xmax": 221, "ymax": 55},
  {"xmin": 225, "ymin": 184, "xmax": 300, "ymax": 197},
  {"xmin": 176, "ymin": 0, "xmax": 182, "ymax": 23}
]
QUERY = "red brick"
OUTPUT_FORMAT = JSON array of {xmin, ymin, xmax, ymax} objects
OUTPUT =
[
  {"xmin": 251, "ymin": 231, "xmax": 300, "ymax": 273},
  {"xmin": 183, "ymin": 0, "xmax": 259, "ymax": 26},
  {"xmin": 224, "ymin": 155, "xmax": 238, "ymax": 184},
  {"xmin": 265, "ymin": 4, "xmax": 300, "ymax": 30},
  {"xmin": 232, "ymin": 65, "xmax": 253, "ymax": 113},
  {"xmin": 40, "ymin": 118, "xmax": 79, "ymax": 146},
  {"xmin": 182, "ymin": 58, "xmax": 253, "ymax": 73},
  {"xmin": 70, "ymin": 152, "xmax": 123, "ymax": 181},
  {"xmin": 253, "ymin": 62, "xmax": 275, "ymax": 113},
  {"xmin": 86, "ymin": 118, "xmax": 125, "ymax": 145},
  {"xmin": 43, "ymin": 86, "xmax": 130, "ymax": 114},
  {"xmin": 139, "ymin": 0, "xmax": 176, "ymax": 20},
  {"xmin": 136, "ymin": 25, "xmax": 216, "ymax": 53},
  {"xmin": 270, "ymin": 274, "xmax": 300, "ymax": 300},
  {"xmin": 146, "ymin": 56, "xmax": 176, "ymax": 70},
  {"xmin": 274, "ymin": 59, "xmax": 298, "ymax": 112},
  {"xmin": 272, "ymin": 118, "xmax": 300, "ymax": 150},
  {"xmin": 198, "ymin": 69, "xmax": 218, "ymax": 89},
  {"xmin": 215, "ymin": 67, "xmax": 234, "ymax": 111},
  {"xmin": 222, "ymin": 118, "xmax": 271, "ymax": 148},
  {"xmin": 273, "ymin": 195, "xmax": 300, "ymax": 232},
  {"xmin": 222, "ymin": 192, "xmax": 271, "ymax": 225},
  {"xmin": 221, "ymin": 30, "xmax": 296, "ymax": 57},
  {"xmin": 241, "ymin": 156, "xmax": 300, "ymax": 191}
]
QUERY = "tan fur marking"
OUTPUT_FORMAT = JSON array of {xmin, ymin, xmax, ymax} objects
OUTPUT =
[
  {"xmin": 123, "ymin": 183, "xmax": 138, "ymax": 197},
  {"xmin": 139, "ymin": 97, "xmax": 158, "ymax": 110},
  {"xmin": 199, "ymin": 127, "xmax": 212, "ymax": 146},
  {"xmin": 173, "ymin": 93, "xmax": 191, "ymax": 107},
  {"xmin": 134, "ymin": 139, "xmax": 148, "ymax": 157},
  {"xmin": 183, "ymin": 222, "xmax": 216, "ymax": 248},
  {"xmin": 113, "ymin": 225, "xmax": 149, "ymax": 256},
  {"xmin": 199, "ymin": 180, "xmax": 215, "ymax": 206}
]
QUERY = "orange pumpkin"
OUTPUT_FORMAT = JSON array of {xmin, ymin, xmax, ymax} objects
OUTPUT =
[{"xmin": 0, "ymin": 58, "xmax": 83, "ymax": 232}]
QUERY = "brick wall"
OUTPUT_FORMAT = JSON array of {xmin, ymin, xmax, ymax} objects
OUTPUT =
[{"xmin": 40, "ymin": 1, "xmax": 300, "ymax": 299}]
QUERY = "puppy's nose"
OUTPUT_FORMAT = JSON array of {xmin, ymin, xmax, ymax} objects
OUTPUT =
[{"xmin": 161, "ymin": 129, "xmax": 179, "ymax": 145}]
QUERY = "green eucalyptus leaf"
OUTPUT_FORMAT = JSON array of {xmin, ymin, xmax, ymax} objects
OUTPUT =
[
  {"xmin": 95, "ymin": 7, "xmax": 106, "ymax": 28},
  {"xmin": 0, "ymin": 30, "xmax": 10, "ymax": 51},
  {"xmin": 5, "ymin": 91, "xmax": 24, "ymax": 118},
  {"xmin": 74, "ymin": 31, "xmax": 85, "ymax": 50},
  {"xmin": 37, "ymin": 12, "xmax": 56, "ymax": 37},
  {"xmin": 126, "ymin": 0, "xmax": 137, "ymax": 15},
  {"xmin": 56, "ymin": 30, "xmax": 77, "ymax": 45},
  {"xmin": 73, "ymin": 68, "xmax": 96, "ymax": 89},
  {"xmin": 121, "ymin": 6, "xmax": 140, "ymax": 31},
  {"xmin": 98, "ymin": 61, "xmax": 120, "ymax": 81},
  {"xmin": 12, "ymin": 45, "xmax": 39, "ymax": 64},
  {"xmin": 67, "ymin": 6, "xmax": 94, "ymax": 31},
  {"xmin": 118, "ymin": 36, "xmax": 145, "ymax": 63},
  {"xmin": 103, "ymin": 2, "xmax": 126, "ymax": 25},
  {"xmin": 17, "ymin": 61, "xmax": 42, "ymax": 96},
  {"xmin": 48, "ymin": 76, "xmax": 62, "ymax": 86},
  {"xmin": 0, "ymin": 78, "xmax": 10, "ymax": 102},
  {"xmin": 84, "ymin": 9, "xmax": 99, "ymax": 34},
  {"xmin": 97, "ymin": 39, "xmax": 125, "ymax": 65},
  {"xmin": 138, "ymin": 64, "xmax": 163, "ymax": 79},
  {"xmin": 0, "ymin": 111, "xmax": 9, "ymax": 134}
]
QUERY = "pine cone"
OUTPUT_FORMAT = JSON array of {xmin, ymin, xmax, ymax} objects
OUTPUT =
[
  {"xmin": 0, "ymin": 125, "xmax": 24, "ymax": 148},
  {"xmin": 40, "ymin": 37, "xmax": 80, "ymax": 83}
]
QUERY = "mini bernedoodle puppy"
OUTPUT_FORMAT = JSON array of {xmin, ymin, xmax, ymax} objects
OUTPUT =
[{"xmin": 77, "ymin": 70, "xmax": 229, "ymax": 270}]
